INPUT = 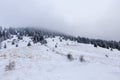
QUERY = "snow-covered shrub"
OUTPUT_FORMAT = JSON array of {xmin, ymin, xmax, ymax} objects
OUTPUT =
[
  {"xmin": 27, "ymin": 42, "xmax": 31, "ymax": 46},
  {"xmin": 0, "ymin": 43, "xmax": 1, "ymax": 49},
  {"xmin": 66, "ymin": 43, "xmax": 69, "ymax": 46},
  {"xmin": 32, "ymin": 35, "xmax": 44, "ymax": 43},
  {"xmin": 67, "ymin": 54, "xmax": 74, "ymax": 61},
  {"xmin": 55, "ymin": 44, "xmax": 57, "ymax": 48},
  {"xmin": 94, "ymin": 43, "xmax": 97, "ymax": 48},
  {"xmin": 110, "ymin": 48, "xmax": 113, "ymax": 51},
  {"xmin": 52, "ymin": 49, "xmax": 55, "ymax": 52},
  {"xmin": 5, "ymin": 61, "xmax": 15, "ymax": 71},
  {"xmin": 4, "ymin": 43, "xmax": 7, "ymax": 48},
  {"xmin": 16, "ymin": 44, "xmax": 18, "ymax": 47},
  {"xmin": 18, "ymin": 35, "xmax": 23, "ymax": 40},
  {"xmin": 46, "ymin": 49, "xmax": 49, "ymax": 51},
  {"xmin": 11, "ymin": 39, "xmax": 16, "ymax": 45},
  {"xmin": 52, "ymin": 39, "xmax": 54, "ymax": 42},
  {"xmin": 79, "ymin": 55, "xmax": 85, "ymax": 62},
  {"xmin": 41, "ymin": 40, "xmax": 47, "ymax": 45},
  {"xmin": 12, "ymin": 41, "xmax": 15, "ymax": 45},
  {"xmin": 105, "ymin": 54, "xmax": 109, "ymax": 58},
  {"xmin": 60, "ymin": 39, "xmax": 62, "ymax": 42}
]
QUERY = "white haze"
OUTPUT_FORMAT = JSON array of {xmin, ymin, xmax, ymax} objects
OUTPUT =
[{"xmin": 0, "ymin": 0, "xmax": 120, "ymax": 41}]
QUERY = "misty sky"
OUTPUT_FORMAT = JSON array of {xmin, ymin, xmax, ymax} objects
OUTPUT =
[{"xmin": 0, "ymin": 0, "xmax": 120, "ymax": 41}]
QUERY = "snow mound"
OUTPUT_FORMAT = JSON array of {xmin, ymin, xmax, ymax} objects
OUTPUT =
[{"xmin": 0, "ymin": 36, "xmax": 120, "ymax": 80}]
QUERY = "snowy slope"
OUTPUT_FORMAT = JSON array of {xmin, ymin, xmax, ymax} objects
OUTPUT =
[{"xmin": 0, "ymin": 36, "xmax": 120, "ymax": 80}]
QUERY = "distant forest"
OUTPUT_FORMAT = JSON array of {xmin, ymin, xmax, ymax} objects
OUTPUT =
[{"xmin": 0, "ymin": 27, "xmax": 120, "ymax": 51}]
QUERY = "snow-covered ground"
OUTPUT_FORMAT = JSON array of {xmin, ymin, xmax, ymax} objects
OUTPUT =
[{"xmin": 0, "ymin": 36, "xmax": 120, "ymax": 80}]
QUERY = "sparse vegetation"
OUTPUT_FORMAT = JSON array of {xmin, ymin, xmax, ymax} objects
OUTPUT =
[
  {"xmin": 41, "ymin": 40, "xmax": 47, "ymax": 45},
  {"xmin": 52, "ymin": 39, "xmax": 54, "ymax": 42},
  {"xmin": 0, "ymin": 27, "xmax": 120, "ymax": 51},
  {"xmin": 0, "ymin": 42, "xmax": 1, "ymax": 49},
  {"xmin": 67, "ymin": 54, "xmax": 74, "ymax": 61},
  {"xmin": 59, "ymin": 38, "xmax": 62, "ymax": 42},
  {"xmin": 4, "ymin": 43, "xmax": 7, "ymax": 48},
  {"xmin": 110, "ymin": 48, "xmax": 113, "ymax": 51},
  {"xmin": 94, "ymin": 43, "xmax": 97, "ymax": 48},
  {"xmin": 12, "ymin": 40, "xmax": 15, "ymax": 45},
  {"xmin": 66, "ymin": 43, "xmax": 69, "ymax": 46},
  {"xmin": 5, "ymin": 61, "xmax": 15, "ymax": 71},
  {"xmin": 46, "ymin": 49, "xmax": 49, "ymax": 51},
  {"xmin": 55, "ymin": 44, "xmax": 57, "ymax": 48},
  {"xmin": 105, "ymin": 54, "xmax": 109, "ymax": 58},
  {"xmin": 27, "ymin": 42, "xmax": 31, "ymax": 46},
  {"xmin": 79, "ymin": 55, "xmax": 85, "ymax": 62},
  {"xmin": 16, "ymin": 44, "xmax": 18, "ymax": 47}
]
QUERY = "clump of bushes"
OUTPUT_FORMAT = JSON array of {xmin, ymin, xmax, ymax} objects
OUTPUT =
[
  {"xmin": 27, "ymin": 42, "xmax": 31, "ymax": 46},
  {"xmin": 46, "ymin": 49, "xmax": 49, "ymax": 51},
  {"xmin": 12, "ymin": 41, "xmax": 15, "ymax": 45},
  {"xmin": 59, "ymin": 37, "xmax": 62, "ymax": 42},
  {"xmin": 17, "ymin": 36, "xmax": 23, "ymax": 40},
  {"xmin": 41, "ymin": 40, "xmax": 47, "ymax": 45},
  {"xmin": 94, "ymin": 43, "xmax": 97, "ymax": 48},
  {"xmin": 5, "ymin": 61, "xmax": 15, "ymax": 71},
  {"xmin": 4, "ymin": 43, "xmax": 7, "ymax": 49},
  {"xmin": 32, "ymin": 35, "xmax": 47, "ymax": 45},
  {"xmin": 105, "ymin": 54, "xmax": 109, "ymax": 58},
  {"xmin": 66, "ymin": 43, "xmax": 69, "ymax": 46},
  {"xmin": 55, "ymin": 45, "xmax": 57, "ymax": 48},
  {"xmin": 16, "ymin": 44, "xmax": 18, "ymax": 47},
  {"xmin": 52, "ymin": 39, "xmax": 54, "ymax": 42},
  {"xmin": 67, "ymin": 54, "xmax": 74, "ymax": 61},
  {"xmin": 52, "ymin": 49, "xmax": 55, "ymax": 52},
  {"xmin": 110, "ymin": 48, "xmax": 113, "ymax": 51},
  {"xmin": 55, "ymin": 43, "xmax": 58, "ymax": 48},
  {"xmin": 79, "ymin": 55, "xmax": 85, "ymax": 62},
  {"xmin": 60, "ymin": 39, "xmax": 62, "ymax": 42}
]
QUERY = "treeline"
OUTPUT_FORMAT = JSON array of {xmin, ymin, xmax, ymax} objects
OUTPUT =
[
  {"xmin": 76, "ymin": 37, "xmax": 120, "ymax": 51},
  {"xmin": 0, "ymin": 26, "xmax": 120, "ymax": 51},
  {"xmin": 0, "ymin": 27, "xmax": 67, "ymax": 41},
  {"xmin": 0, "ymin": 27, "xmax": 72, "ymax": 45}
]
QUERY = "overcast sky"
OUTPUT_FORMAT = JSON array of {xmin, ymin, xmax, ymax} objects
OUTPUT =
[{"xmin": 0, "ymin": 0, "xmax": 120, "ymax": 41}]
